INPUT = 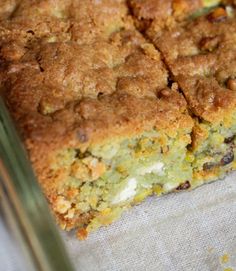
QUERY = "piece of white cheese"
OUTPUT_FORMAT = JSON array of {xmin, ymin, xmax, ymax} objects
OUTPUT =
[
  {"xmin": 112, "ymin": 178, "xmax": 137, "ymax": 204},
  {"xmin": 226, "ymin": 6, "xmax": 234, "ymax": 18},
  {"xmin": 139, "ymin": 162, "xmax": 164, "ymax": 176}
]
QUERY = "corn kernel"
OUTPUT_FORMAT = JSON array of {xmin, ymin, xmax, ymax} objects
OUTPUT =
[
  {"xmin": 220, "ymin": 254, "xmax": 230, "ymax": 264},
  {"xmin": 101, "ymin": 208, "xmax": 111, "ymax": 216},
  {"xmin": 153, "ymin": 184, "xmax": 163, "ymax": 196},
  {"xmin": 134, "ymin": 189, "xmax": 152, "ymax": 203},
  {"xmin": 185, "ymin": 152, "xmax": 195, "ymax": 163}
]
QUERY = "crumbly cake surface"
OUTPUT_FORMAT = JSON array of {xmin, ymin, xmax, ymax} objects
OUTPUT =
[
  {"xmin": 128, "ymin": 0, "xmax": 202, "ymax": 23},
  {"xmin": 128, "ymin": 0, "xmax": 220, "ymax": 35},
  {"xmin": 1, "ymin": 0, "xmax": 236, "ymax": 238},
  {"xmin": 155, "ymin": 8, "xmax": 236, "ymax": 122}
]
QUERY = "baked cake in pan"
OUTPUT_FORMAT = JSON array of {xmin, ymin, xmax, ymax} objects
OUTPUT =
[{"xmin": 0, "ymin": 0, "xmax": 235, "ymax": 238}]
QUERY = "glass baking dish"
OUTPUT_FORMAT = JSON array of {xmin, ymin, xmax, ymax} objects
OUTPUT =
[{"xmin": 0, "ymin": 96, "xmax": 75, "ymax": 271}]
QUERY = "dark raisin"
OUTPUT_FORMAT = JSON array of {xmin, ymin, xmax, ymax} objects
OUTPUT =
[
  {"xmin": 176, "ymin": 181, "xmax": 191, "ymax": 190},
  {"xmin": 220, "ymin": 149, "xmax": 234, "ymax": 166},
  {"xmin": 203, "ymin": 162, "xmax": 216, "ymax": 171},
  {"xmin": 167, "ymin": 78, "xmax": 174, "ymax": 88},
  {"xmin": 26, "ymin": 30, "xmax": 35, "ymax": 35},
  {"xmin": 75, "ymin": 149, "xmax": 90, "ymax": 159},
  {"xmin": 224, "ymin": 135, "xmax": 235, "ymax": 144},
  {"xmin": 97, "ymin": 92, "xmax": 104, "ymax": 98}
]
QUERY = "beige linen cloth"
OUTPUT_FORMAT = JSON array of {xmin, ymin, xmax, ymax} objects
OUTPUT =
[
  {"xmin": 1, "ymin": 172, "xmax": 236, "ymax": 270},
  {"xmin": 63, "ymin": 172, "xmax": 236, "ymax": 271}
]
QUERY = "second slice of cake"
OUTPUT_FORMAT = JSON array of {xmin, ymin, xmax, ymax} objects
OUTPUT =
[{"xmin": 150, "ymin": 5, "xmax": 236, "ymax": 184}]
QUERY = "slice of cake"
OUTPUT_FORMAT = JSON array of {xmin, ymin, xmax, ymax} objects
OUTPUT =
[
  {"xmin": 149, "ymin": 5, "xmax": 236, "ymax": 184},
  {"xmin": 0, "ymin": 0, "xmax": 193, "ymax": 238}
]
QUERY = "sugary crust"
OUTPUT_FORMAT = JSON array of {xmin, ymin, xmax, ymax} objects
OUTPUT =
[
  {"xmin": 4, "ymin": 36, "xmax": 191, "ymax": 140},
  {"xmin": 0, "ymin": 0, "xmax": 132, "ymax": 48},
  {"xmin": 129, "ymin": 0, "xmax": 202, "ymax": 20},
  {"xmin": 155, "ymin": 10, "xmax": 236, "ymax": 122}
]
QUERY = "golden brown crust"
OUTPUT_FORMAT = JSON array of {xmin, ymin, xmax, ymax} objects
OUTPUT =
[
  {"xmin": 155, "ymin": 9, "xmax": 236, "ymax": 122},
  {"xmin": 0, "ymin": 0, "xmax": 132, "ymax": 65},
  {"xmin": 129, "ymin": 0, "xmax": 202, "ymax": 20},
  {"xmin": 2, "ymin": 0, "xmax": 131, "ymax": 43},
  {"xmin": 128, "ymin": 0, "xmax": 203, "ymax": 34}
]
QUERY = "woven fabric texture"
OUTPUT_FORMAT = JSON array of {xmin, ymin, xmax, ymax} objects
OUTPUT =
[{"xmin": 63, "ymin": 173, "xmax": 236, "ymax": 271}]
